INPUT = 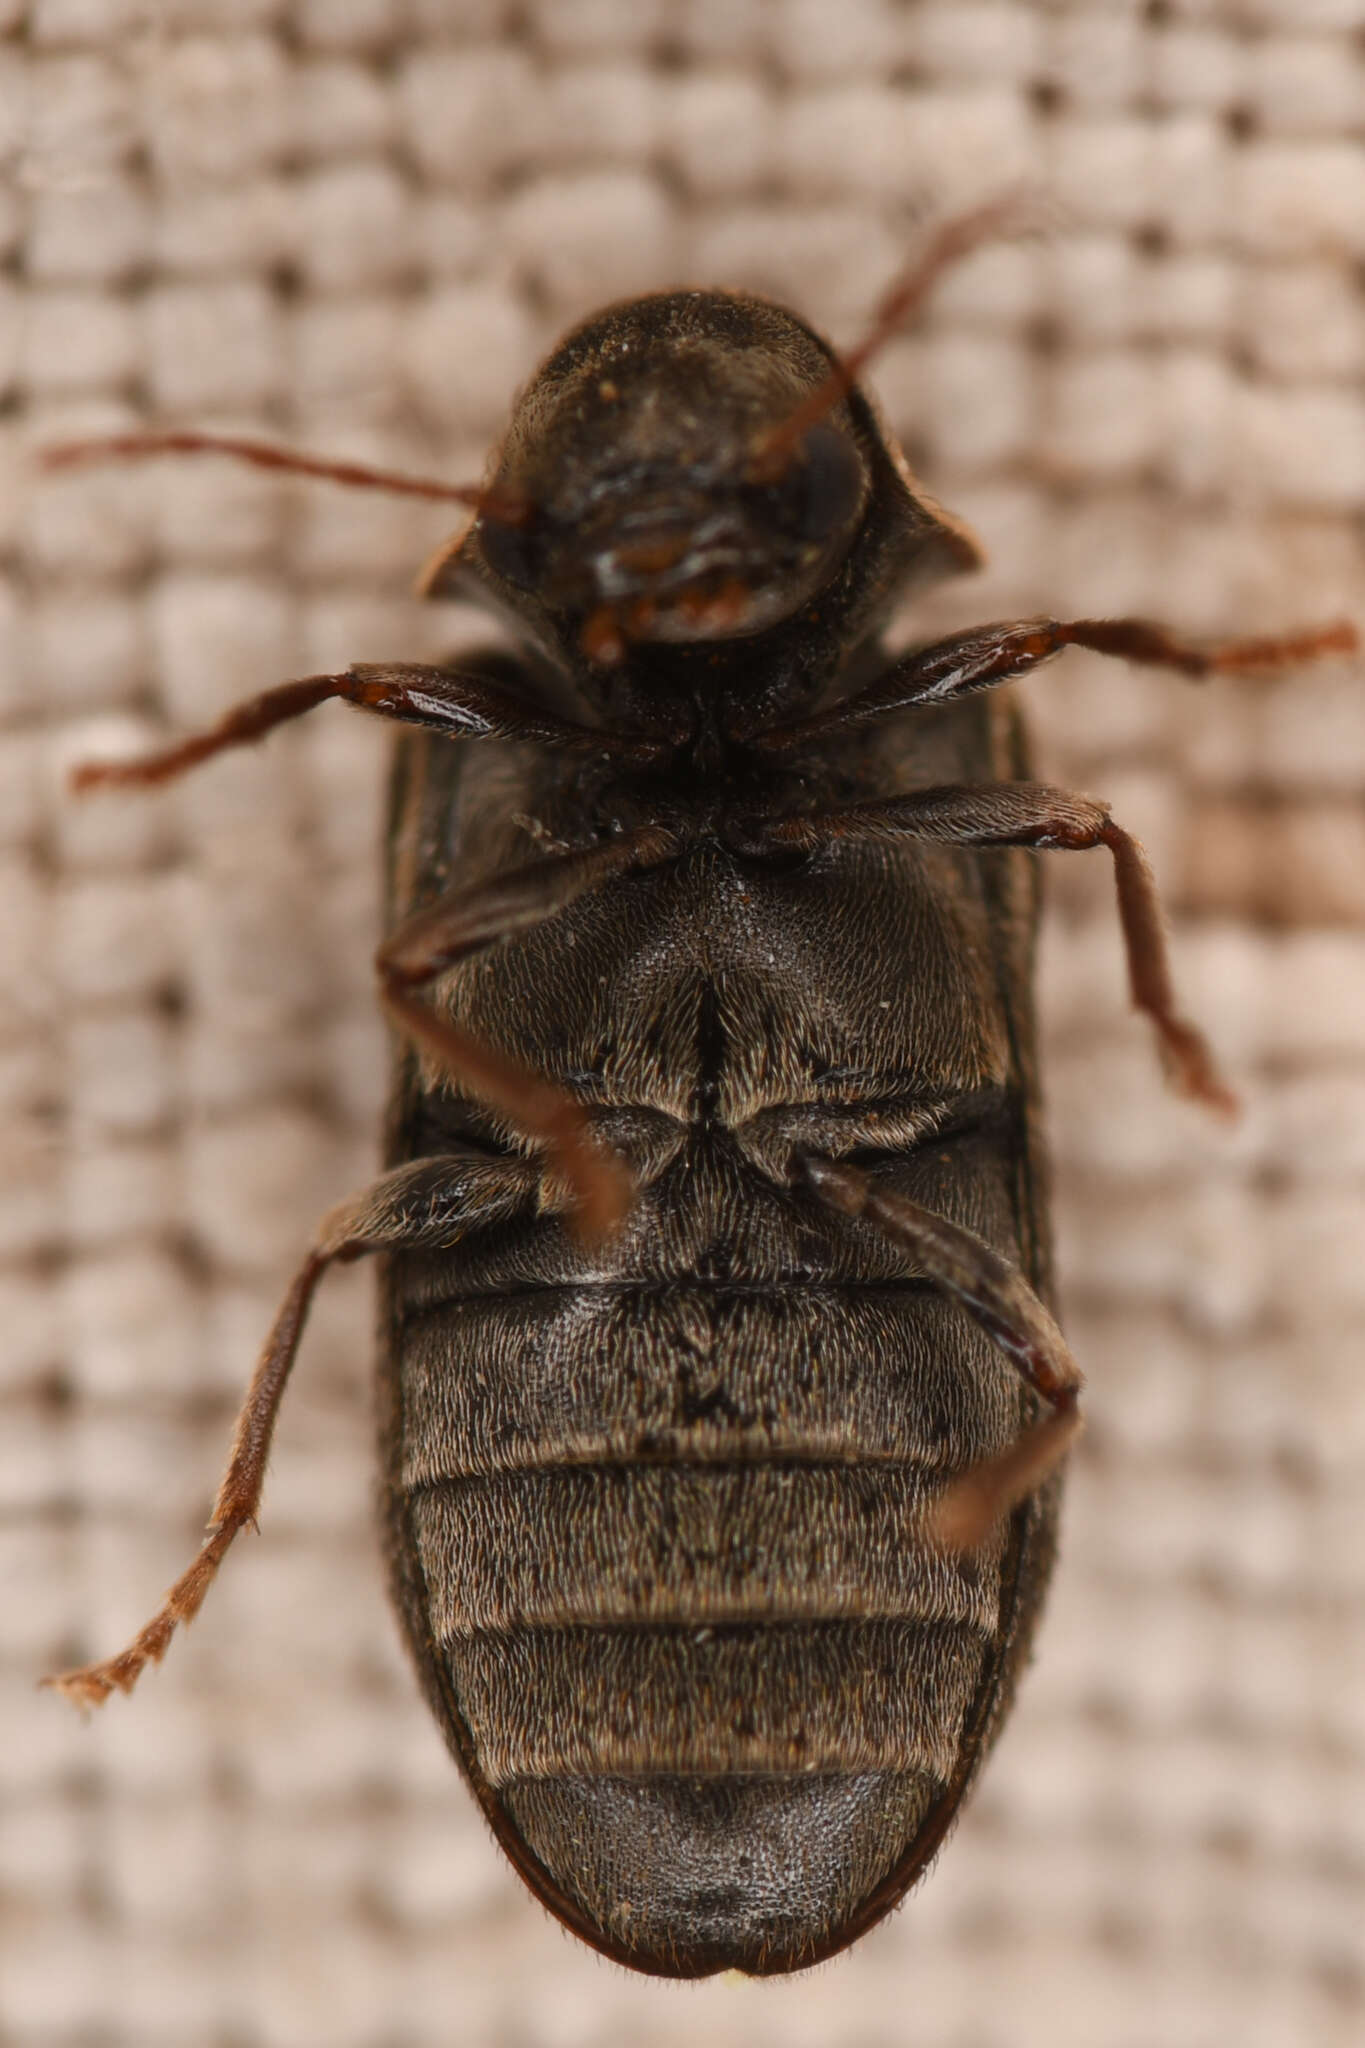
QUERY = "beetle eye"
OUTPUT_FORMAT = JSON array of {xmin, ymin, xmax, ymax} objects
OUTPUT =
[
  {"xmin": 480, "ymin": 509, "xmax": 540, "ymax": 590},
  {"xmin": 794, "ymin": 426, "xmax": 864, "ymax": 542}
]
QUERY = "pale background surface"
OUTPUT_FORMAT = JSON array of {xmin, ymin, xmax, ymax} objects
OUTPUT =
[{"xmin": 3, "ymin": 4, "xmax": 1364, "ymax": 2045}]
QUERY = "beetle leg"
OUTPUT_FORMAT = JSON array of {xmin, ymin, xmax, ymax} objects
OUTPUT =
[
  {"xmin": 378, "ymin": 826, "xmax": 683, "ymax": 1241},
  {"xmin": 749, "ymin": 613, "xmax": 1358, "ymax": 750},
  {"xmin": 71, "ymin": 662, "xmax": 663, "ymax": 792},
  {"xmin": 763, "ymin": 781, "xmax": 1237, "ymax": 1115},
  {"xmin": 798, "ymin": 1155, "xmax": 1082, "ymax": 1552},
  {"xmin": 43, "ymin": 1153, "xmax": 545, "ymax": 1709}
]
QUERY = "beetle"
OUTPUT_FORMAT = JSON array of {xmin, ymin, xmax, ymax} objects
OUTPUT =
[{"xmin": 44, "ymin": 202, "xmax": 1356, "ymax": 1978}]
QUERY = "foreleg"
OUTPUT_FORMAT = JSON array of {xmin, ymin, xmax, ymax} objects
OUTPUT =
[
  {"xmin": 749, "ymin": 614, "xmax": 1356, "ymax": 752},
  {"xmin": 72, "ymin": 662, "xmax": 663, "ymax": 792}
]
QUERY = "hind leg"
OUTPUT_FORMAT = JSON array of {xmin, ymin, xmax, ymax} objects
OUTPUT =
[
  {"xmin": 45, "ymin": 1152, "xmax": 544, "ymax": 1706},
  {"xmin": 802, "ymin": 1155, "xmax": 1080, "ymax": 1548},
  {"xmin": 797, "ymin": 1155, "xmax": 1081, "ymax": 1550}
]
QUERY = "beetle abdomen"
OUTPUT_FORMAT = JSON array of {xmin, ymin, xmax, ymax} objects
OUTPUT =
[
  {"xmin": 444, "ymin": 1613, "xmax": 993, "ymax": 1780},
  {"xmin": 500, "ymin": 1764, "xmax": 944, "ymax": 1977},
  {"xmin": 411, "ymin": 1464, "xmax": 1002, "ymax": 1974},
  {"xmin": 389, "ymin": 1232, "xmax": 1024, "ymax": 1973},
  {"xmin": 414, "ymin": 1466, "xmax": 998, "ymax": 1648},
  {"xmin": 398, "ymin": 1263, "xmax": 1016, "ymax": 1762},
  {"xmin": 407, "ymin": 1389, "xmax": 1008, "ymax": 1779}
]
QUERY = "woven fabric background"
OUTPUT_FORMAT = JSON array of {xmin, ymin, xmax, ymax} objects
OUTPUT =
[{"xmin": 4, "ymin": 4, "xmax": 1363, "ymax": 2044}]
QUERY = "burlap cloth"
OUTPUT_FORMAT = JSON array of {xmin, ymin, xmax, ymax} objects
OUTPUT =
[{"xmin": 4, "ymin": 5, "xmax": 1363, "ymax": 2044}]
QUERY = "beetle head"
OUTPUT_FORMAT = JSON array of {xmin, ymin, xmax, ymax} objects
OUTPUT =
[{"xmin": 422, "ymin": 291, "xmax": 981, "ymax": 701}]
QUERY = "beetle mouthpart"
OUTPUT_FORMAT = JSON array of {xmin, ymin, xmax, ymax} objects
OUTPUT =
[
  {"xmin": 580, "ymin": 577, "xmax": 758, "ymax": 666},
  {"xmin": 608, "ymin": 533, "xmax": 692, "ymax": 578},
  {"xmin": 671, "ymin": 576, "xmax": 751, "ymax": 636},
  {"xmin": 581, "ymin": 605, "xmax": 628, "ymax": 666}
]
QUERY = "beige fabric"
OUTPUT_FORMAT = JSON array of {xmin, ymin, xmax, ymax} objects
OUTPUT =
[{"xmin": 4, "ymin": 5, "xmax": 1363, "ymax": 2043}]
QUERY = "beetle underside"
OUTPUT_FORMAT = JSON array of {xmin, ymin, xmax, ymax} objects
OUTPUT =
[{"xmin": 376, "ymin": 716, "xmax": 1059, "ymax": 1976}]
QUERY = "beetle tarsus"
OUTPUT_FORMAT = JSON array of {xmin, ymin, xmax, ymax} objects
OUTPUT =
[
  {"xmin": 929, "ymin": 1406, "xmax": 1084, "ymax": 1554},
  {"xmin": 43, "ymin": 1521, "xmax": 238, "ymax": 1707}
]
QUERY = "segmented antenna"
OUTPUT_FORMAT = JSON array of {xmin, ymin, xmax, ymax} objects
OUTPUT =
[
  {"xmin": 747, "ymin": 191, "xmax": 1045, "ymax": 483},
  {"xmin": 40, "ymin": 432, "xmax": 531, "ymax": 525}
]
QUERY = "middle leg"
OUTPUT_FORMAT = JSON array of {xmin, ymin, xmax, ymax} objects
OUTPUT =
[
  {"xmin": 762, "ymin": 780, "xmax": 1237, "ymax": 1115},
  {"xmin": 377, "ymin": 825, "xmax": 683, "ymax": 1239}
]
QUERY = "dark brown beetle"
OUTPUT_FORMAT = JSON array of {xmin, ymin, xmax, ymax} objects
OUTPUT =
[{"xmin": 45, "ymin": 204, "xmax": 1356, "ymax": 1978}]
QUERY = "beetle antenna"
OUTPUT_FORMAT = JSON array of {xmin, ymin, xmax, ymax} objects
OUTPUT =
[
  {"xmin": 748, "ymin": 190, "xmax": 1048, "ymax": 483},
  {"xmin": 40, "ymin": 431, "xmax": 531, "ymax": 524}
]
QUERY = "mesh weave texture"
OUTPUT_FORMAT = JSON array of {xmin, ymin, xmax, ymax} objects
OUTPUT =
[{"xmin": 4, "ymin": 5, "xmax": 1364, "ymax": 2045}]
